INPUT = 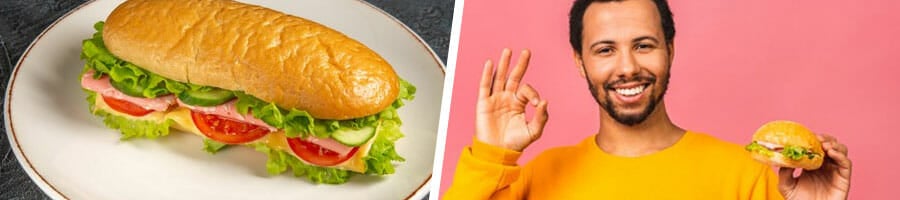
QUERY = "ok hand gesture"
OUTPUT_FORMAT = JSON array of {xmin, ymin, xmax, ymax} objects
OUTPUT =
[{"xmin": 475, "ymin": 48, "xmax": 549, "ymax": 152}]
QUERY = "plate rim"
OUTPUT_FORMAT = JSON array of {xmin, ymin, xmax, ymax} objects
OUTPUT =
[{"xmin": 3, "ymin": 0, "xmax": 445, "ymax": 199}]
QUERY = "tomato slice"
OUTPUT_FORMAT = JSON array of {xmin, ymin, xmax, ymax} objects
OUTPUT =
[
  {"xmin": 287, "ymin": 137, "xmax": 359, "ymax": 166},
  {"xmin": 190, "ymin": 111, "xmax": 271, "ymax": 144},
  {"xmin": 102, "ymin": 95, "xmax": 153, "ymax": 116}
]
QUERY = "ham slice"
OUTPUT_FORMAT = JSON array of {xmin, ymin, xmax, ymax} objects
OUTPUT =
[
  {"xmin": 177, "ymin": 99, "xmax": 277, "ymax": 131},
  {"xmin": 81, "ymin": 70, "xmax": 175, "ymax": 111},
  {"xmin": 305, "ymin": 136, "xmax": 356, "ymax": 156},
  {"xmin": 756, "ymin": 141, "xmax": 784, "ymax": 151}
]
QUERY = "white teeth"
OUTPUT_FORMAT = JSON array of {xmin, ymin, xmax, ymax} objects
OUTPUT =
[{"xmin": 615, "ymin": 85, "xmax": 646, "ymax": 96}]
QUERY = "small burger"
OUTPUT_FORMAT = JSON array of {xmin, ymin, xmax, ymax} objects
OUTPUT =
[{"xmin": 745, "ymin": 120, "xmax": 824, "ymax": 170}]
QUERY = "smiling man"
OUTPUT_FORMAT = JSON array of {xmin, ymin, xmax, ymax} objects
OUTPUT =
[{"xmin": 443, "ymin": 0, "xmax": 852, "ymax": 199}]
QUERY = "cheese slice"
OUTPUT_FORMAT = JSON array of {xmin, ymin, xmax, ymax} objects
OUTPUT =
[
  {"xmin": 165, "ymin": 107, "xmax": 203, "ymax": 136},
  {"xmin": 93, "ymin": 97, "xmax": 372, "ymax": 173}
]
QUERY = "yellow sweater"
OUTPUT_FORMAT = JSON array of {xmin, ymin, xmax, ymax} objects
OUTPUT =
[{"xmin": 444, "ymin": 131, "xmax": 784, "ymax": 200}]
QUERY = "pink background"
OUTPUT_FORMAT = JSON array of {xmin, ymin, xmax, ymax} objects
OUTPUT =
[{"xmin": 440, "ymin": 0, "xmax": 900, "ymax": 198}]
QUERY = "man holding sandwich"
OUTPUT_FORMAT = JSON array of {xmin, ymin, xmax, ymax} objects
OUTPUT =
[{"xmin": 444, "ymin": 0, "xmax": 852, "ymax": 199}]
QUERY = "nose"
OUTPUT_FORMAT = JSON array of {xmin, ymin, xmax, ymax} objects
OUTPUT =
[{"xmin": 615, "ymin": 51, "xmax": 639, "ymax": 78}]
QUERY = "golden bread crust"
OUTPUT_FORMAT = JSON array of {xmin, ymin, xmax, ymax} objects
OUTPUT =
[
  {"xmin": 751, "ymin": 120, "xmax": 825, "ymax": 170},
  {"xmin": 103, "ymin": 0, "xmax": 399, "ymax": 120}
]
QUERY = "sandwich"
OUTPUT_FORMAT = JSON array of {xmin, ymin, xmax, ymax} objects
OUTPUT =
[
  {"xmin": 78, "ymin": 0, "xmax": 416, "ymax": 184},
  {"xmin": 745, "ymin": 120, "xmax": 824, "ymax": 170}
]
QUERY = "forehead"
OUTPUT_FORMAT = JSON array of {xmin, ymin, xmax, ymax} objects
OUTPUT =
[{"xmin": 582, "ymin": 0, "xmax": 663, "ymax": 41}]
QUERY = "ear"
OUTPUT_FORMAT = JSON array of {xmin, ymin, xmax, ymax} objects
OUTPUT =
[
  {"xmin": 667, "ymin": 41, "xmax": 675, "ymax": 63},
  {"xmin": 574, "ymin": 50, "xmax": 586, "ymax": 78}
]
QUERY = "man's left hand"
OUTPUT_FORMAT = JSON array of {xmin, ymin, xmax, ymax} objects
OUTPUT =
[{"xmin": 778, "ymin": 134, "xmax": 852, "ymax": 200}]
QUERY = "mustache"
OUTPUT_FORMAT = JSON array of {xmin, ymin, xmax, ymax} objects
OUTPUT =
[{"xmin": 603, "ymin": 75, "xmax": 657, "ymax": 90}]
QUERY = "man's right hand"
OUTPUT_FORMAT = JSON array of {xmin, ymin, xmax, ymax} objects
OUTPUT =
[{"xmin": 475, "ymin": 48, "xmax": 549, "ymax": 152}]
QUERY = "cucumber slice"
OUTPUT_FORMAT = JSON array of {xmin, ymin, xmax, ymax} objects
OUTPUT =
[
  {"xmin": 109, "ymin": 78, "xmax": 147, "ymax": 97},
  {"xmin": 331, "ymin": 126, "xmax": 376, "ymax": 147},
  {"xmin": 177, "ymin": 87, "xmax": 236, "ymax": 106}
]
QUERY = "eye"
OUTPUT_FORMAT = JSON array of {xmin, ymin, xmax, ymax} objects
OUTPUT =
[
  {"xmin": 594, "ymin": 47, "xmax": 614, "ymax": 56},
  {"xmin": 635, "ymin": 43, "xmax": 655, "ymax": 52}
]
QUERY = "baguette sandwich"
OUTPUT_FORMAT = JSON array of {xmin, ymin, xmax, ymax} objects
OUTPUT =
[{"xmin": 79, "ymin": 0, "xmax": 416, "ymax": 184}]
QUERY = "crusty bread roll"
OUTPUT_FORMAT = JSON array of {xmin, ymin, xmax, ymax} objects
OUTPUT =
[
  {"xmin": 102, "ymin": 0, "xmax": 399, "ymax": 120},
  {"xmin": 750, "ymin": 120, "xmax": 825, "ymax": 170}
]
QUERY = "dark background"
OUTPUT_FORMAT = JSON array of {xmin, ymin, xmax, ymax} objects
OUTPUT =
[{"xmin": 0, "ymin": 0, "xmax": 453, "ymax": 199}]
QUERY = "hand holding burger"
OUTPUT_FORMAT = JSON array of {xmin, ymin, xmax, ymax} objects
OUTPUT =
[{"xmin": 745, "ymin": 121, "xmax": 852, "ymax": 200}]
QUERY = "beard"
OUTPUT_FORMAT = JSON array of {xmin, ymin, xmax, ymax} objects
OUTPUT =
[{"xmin": 585, "ymin": 68, "xmax": 670, "ymax": 126}]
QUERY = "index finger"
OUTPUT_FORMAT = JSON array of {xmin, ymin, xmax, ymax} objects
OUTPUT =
[
  {"xmin": 827, "ymin": 148, "xmax": 852, "ymax": 171},
  {"xmin": 817, "ymin": 133, "xmax": 837, "ymax": 144},
  {"xmin": 478, "ymin": 59, "xmax": 494, "ymax": 99}
]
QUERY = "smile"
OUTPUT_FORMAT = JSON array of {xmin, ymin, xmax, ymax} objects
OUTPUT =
[
  {"xmin": 613, "ymin": 84, "xmax": 648, "ymax": 97},
  {"xmin": 615, "ymin": 85, "xmax": 645, "ymax": 96}
]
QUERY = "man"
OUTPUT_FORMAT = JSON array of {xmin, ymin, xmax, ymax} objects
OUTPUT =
[{"xmin": 443, "ymin": 0, "xmax": 852, "ymax": 199}]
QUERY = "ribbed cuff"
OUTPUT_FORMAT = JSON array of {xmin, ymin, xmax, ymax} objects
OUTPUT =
[{"xmin": 470, "ymin": 139, "xmax": 522, "ymax": 166}]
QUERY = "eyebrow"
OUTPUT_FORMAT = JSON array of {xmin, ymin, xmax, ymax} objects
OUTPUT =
[
  {"xmin": 588, "ymin": 36, "xmax": 661, "ymax": 49},
  {"xmin": 588, "ymin": 40, "xmax": 616, "ymax": 50},
  {"xmin": 632, "ymin": 36, "xmax": 659, "ymax": 44}
]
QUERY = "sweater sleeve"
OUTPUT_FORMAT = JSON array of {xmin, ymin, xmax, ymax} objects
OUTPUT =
[
  {"xmin": 750, "ymin": 165, "xmax": 786, "ymax": 200},
  {"xmin": 443, "ymin": 139, "xmax": 530, "ymax": 200}
]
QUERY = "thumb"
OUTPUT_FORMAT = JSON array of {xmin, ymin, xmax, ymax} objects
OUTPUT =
[{"xmin": 778, "ymin": 167, "xmax": 798, "ymax": 192}]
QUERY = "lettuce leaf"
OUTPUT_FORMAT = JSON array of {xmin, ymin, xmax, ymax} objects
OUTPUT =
[
  {"xmin": 251, "ymin": 143, "xmax": 352, "ymax": 184},
  {"xmin": 233, "ymin": 92, "xmax": 317, "ymax": 137},
  {"xmin": 364, "ymin": 119, "xmax": 405, "ymax": 175},
  {"xmin": 782, "ymin": 145, "xmax": 818, "ymax": 160},
  {"xmin": 203, "ymin": 139, "xmax": 229, "ymax": 154},
  {"xmin": 362, "ymin": 79, "xmax": 414, "ymax": 174},
  {"xmin": 84, "ymin": 91, "xmax": 172, "ymax": 139},
  {"xmin": 744, "ymin": 141, "xmax": 774, "ymax": 157}
]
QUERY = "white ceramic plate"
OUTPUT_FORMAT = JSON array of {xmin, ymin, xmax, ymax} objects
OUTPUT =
[{"xmin": 4, "ymin": 0, "xmax": 443, "ymax": 199}]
